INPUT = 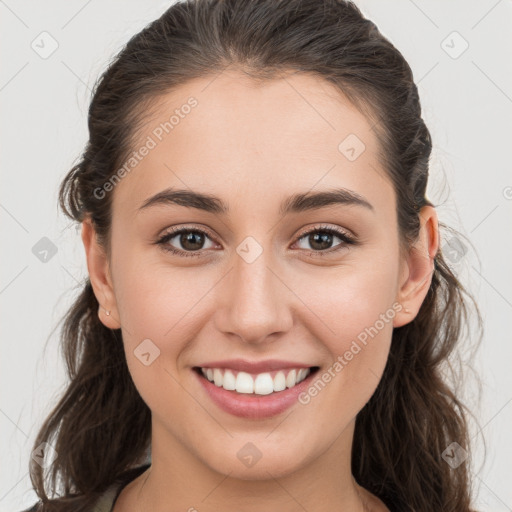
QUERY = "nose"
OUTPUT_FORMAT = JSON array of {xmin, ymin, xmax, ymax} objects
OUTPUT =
[{"xmin": 214, "ymin": 240, "xmax": 294, "ymax": 346}]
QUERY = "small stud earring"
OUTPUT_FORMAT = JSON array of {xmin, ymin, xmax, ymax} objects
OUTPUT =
[
  {"xmin": 105, "ymin": 308, "xmax": 111, "ymax": 316},
  {"xmin": 404, "ymin": 308, "xmax": 411, "ymax": 313}
]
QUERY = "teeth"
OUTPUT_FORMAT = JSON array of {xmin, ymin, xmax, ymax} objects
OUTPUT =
[
  {"xmin": 254, "ymin": 373, "xmax": 274, "ymax": 395},
  {"xmin": 213, "ymin": 368, "xmax": 223, "ymax": 387},
  {"xmin": 297, "ymin": 368, "xmax": 308, "ymax": 382},
  {"xmin": 200, "ymin": 367, "xmax": 312, "ymax": 394},
  {"xmin": 286, "ymin": 369, "xmax": 296, "ymax": 388},
  {"xmin": 274, "ymin": 371, "xmax": 286, "ymax": 392},
  {"xmin": 236, "ymin": 371, "xmax": 254, "ymax": 393},
  {"xmin": 223, "ymin": 370, "xmax": 236, "ymax": 390}
]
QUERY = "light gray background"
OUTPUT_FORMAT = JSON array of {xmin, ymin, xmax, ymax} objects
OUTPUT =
[{"xmin": 1, "ymin": 1, "xmax": 511, "ymax": 510}]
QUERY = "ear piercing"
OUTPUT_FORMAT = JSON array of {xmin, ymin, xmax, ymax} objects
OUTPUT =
[
  {"xmin": 104, "ymin": 308, "xmax": 111, "ymax": 316},
  {"xmin": 404, "ymin": 307, "xmax": 411, "ymax": 313}
]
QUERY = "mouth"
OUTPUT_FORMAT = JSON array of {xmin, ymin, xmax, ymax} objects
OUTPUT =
[
  {"xmin": 192, "ymin": 365, "xmax": 320, "ymax": 419},
  {"xmin": 193, "ymin": 366, "xmax": 320, "ymax": 395}
]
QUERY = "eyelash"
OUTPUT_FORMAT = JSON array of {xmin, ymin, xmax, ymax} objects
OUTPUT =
[{"xmin": 155, "ymin": 224, "xmax": 358, "ymax": 259}]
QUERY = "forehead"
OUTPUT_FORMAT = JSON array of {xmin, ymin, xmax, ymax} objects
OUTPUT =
[{"xmin": 111, "ymin": 70, "xmax": 393, "ymax": 218}]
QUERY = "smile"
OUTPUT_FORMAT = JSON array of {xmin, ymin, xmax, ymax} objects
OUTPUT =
[
  {"xmin": 199, "ymin": 367, "xmax": 313, "ymax": 394},
  {"xmin": 193, "ymin": 366, "xmax": 320, "ymax": 419}
]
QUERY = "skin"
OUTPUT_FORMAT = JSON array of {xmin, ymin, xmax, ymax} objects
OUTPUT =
[{"xmin": 82, "ymin": 70, "xmax": 439, "ymax": 512}]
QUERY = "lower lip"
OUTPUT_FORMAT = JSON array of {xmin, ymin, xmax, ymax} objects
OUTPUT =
[{"xmin": 193, "ymin": 368, "xmax": 318, "ymax": 420}]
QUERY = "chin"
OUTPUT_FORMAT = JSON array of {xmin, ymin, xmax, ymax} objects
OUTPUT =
[{"xmin": 199, "ymin": 440, "xmax": 313, "ymax": 481}]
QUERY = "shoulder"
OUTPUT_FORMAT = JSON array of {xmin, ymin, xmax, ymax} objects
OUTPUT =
[
  {"xmin": 17, "ymin": 486, "xmax": 125, "ymax": 512},
  {"xmin": 16, "ymin": 463, "xmax": 151, "ymax": 512},
  {"xmin": 18, "ymin": 505, "xmax": 40, "ymax": 512}
]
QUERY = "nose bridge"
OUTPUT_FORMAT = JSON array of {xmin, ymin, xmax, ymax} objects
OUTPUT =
[{"xmin": 215, "ymin": 233, "xmax": 293, "ymax": 344}]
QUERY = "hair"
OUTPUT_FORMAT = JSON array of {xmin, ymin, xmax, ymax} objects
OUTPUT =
[{"xmin": 27, "ymin": 0, "xmax": 484, "ymax": 511}]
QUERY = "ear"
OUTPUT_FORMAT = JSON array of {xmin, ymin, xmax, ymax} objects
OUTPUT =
[
  {"xmin": 393, "ymin": 205, "xmax": 439, "ymax": 328},
  {"xmin": 81, "ymin": 216, "xmax": 121, "ymax": 329}
]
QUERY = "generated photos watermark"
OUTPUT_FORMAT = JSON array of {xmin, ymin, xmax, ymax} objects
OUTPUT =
[
  {"xmin": 298, "ymin": 301, "xmax": 403, "ymax": 405},
  {"xmin": 93, "ymin": 96, "xmax": 198, "ymax": 200}
]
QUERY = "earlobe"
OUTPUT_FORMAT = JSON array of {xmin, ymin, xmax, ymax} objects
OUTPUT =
[
  {"xmin": 393, "ymin": 206, "xmax": 439, "ymax": 328},
  {"xmin": 81, "ymin": 217, "xmax": 121, "ymax": 330}
]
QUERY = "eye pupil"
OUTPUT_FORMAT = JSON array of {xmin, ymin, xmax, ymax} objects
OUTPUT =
[
  {"xmin": 181, "ymin": 231, "xmax": 204, "ymax": 250},
  {"xmin": 309, "ymin": 232, "xmax": 333, "ymax": 250}
]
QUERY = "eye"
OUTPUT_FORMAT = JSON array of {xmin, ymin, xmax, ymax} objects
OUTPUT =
[
  {"xmin": 155, "ymin": 226, "xmax": 218, "ymax": 258},
  {"xmin": 155, "ymin": 224, "xmax": 357, "ymax": 258},
  {"xmin": 293, "ymin": 224, "xmax": 357, "ymax": 256}
]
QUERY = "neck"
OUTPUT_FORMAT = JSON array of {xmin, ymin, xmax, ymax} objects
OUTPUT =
[{"xmin": 115, "ymin": 418, "xmax": 380, "ymax": 512}]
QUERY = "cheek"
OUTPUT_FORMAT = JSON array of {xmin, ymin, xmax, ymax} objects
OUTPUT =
[
  {"xmin": 112, "ymin": 256, "xmax": 221, "ymax": 402},
  {"xmin": 295, "ymin": 264, "xmax": 398, "ymax": 410},
  {"xmin": 113, "ymin": 248, "xmax": 214, "ymax": 342},
  {"xmin": 303, "ymin": 257, "xmax": 399, "ymax": 341}
]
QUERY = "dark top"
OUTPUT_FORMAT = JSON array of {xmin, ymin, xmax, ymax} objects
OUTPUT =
[
  {"xmin": 19, "ymin": 465, "xmax": 409, "ymax": 511},
  {"xmin": 19, "ymin": 463, "xmax": 151, "ymax": 512}
]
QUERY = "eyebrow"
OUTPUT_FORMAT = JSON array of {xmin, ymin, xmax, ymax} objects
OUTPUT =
[{"xmin": 137, "ymin": 187, "xmax": 374, "ymax": 215}]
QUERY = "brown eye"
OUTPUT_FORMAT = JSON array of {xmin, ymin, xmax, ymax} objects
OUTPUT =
[
  {"xmin": 177, "ymin": 231, "xmax": 206, "ymax": 251},
  {"xmin": 156, "ymin": 228, "xmax": 216, "ymax": 257},
  {"xmin": 155, "ymin": 224, "xmax": 357, "ymax": 259},
  {"xmin": 294, "ymin": 225, "xmax": 356, "ymax": 255}
]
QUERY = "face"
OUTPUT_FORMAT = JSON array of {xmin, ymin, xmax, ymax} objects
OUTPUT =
[{"xmin": 84, "ymin": 70, "xmax": 435, "ymax": 481}]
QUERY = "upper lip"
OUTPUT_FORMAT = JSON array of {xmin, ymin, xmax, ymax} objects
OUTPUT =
[{"xmin": 196, "ymin": 359, "xmax": 316, "ymax": 374}]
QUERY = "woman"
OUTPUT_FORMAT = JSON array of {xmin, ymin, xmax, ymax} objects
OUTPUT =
[{"xmin": 22, "ymin": 0, "xmax": 483, "ymax": 510}]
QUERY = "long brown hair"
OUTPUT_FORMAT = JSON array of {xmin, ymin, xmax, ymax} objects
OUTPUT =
[{"xmin": 28, "ymin": 1, "xmax": 484, "ymax": 510}]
